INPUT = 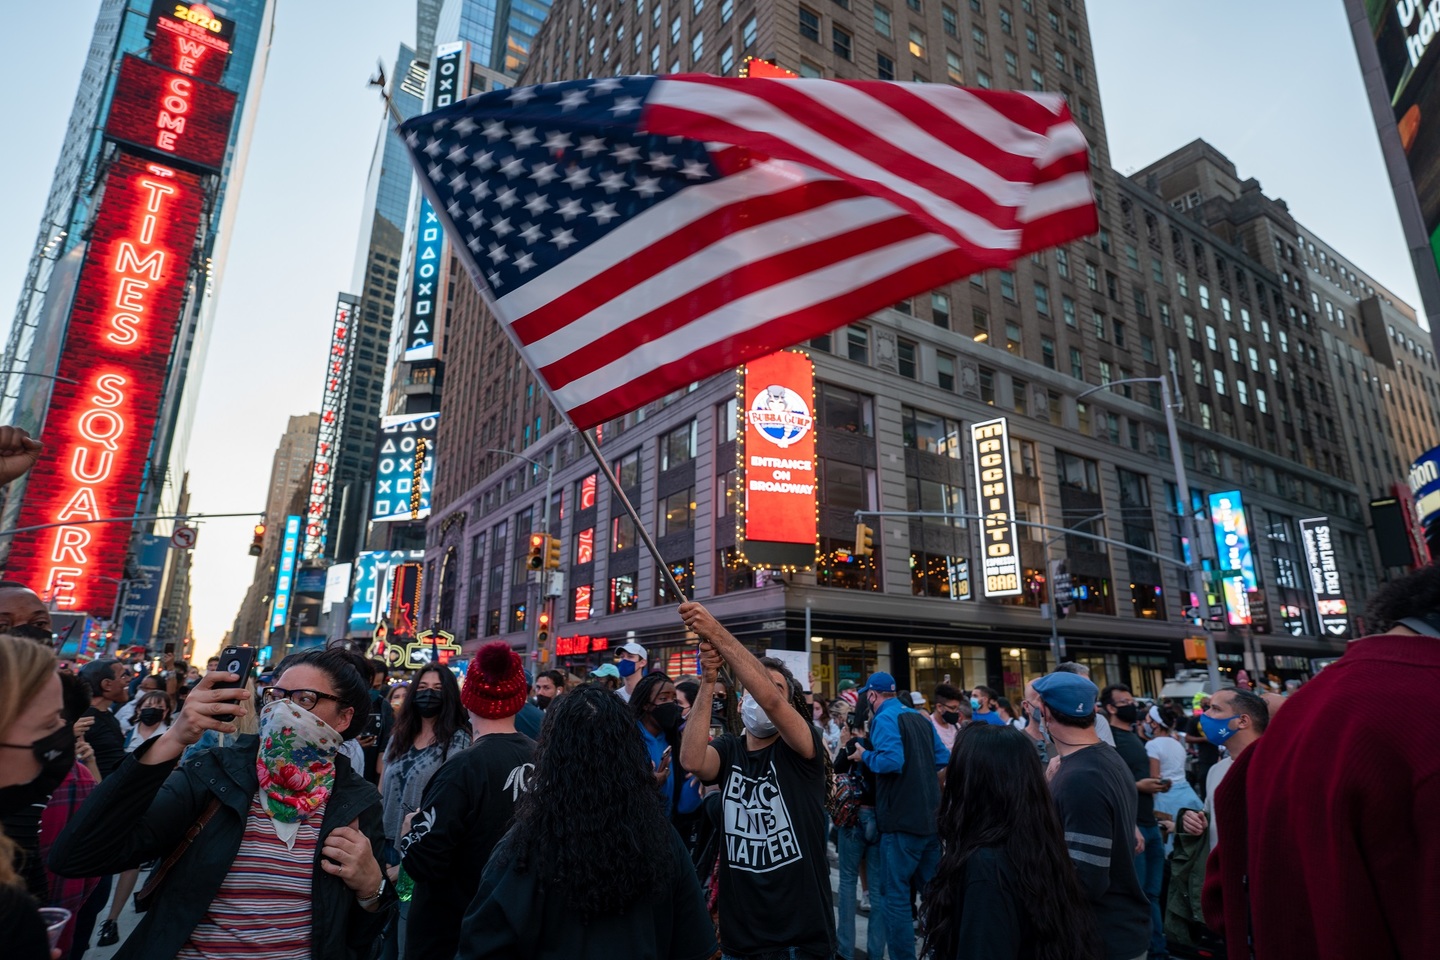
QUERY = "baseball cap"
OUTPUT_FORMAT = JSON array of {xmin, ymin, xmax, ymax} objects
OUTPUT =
[
  {"xmin": 592, "ymin": 663, "xmax": 622, "ymax": 679},
  {"xmin": 838, "ymin": 679, "xmax": 857, "ymax": 692},
  {"xmin": 1032, "ymin": 672, "xmax": 1099, "ymax": 719},
  {"xmin": 909, "ymin": 691, "xmax": 926, "ymax": 707},
  {"xmin": 617, "ymin": 641, "xmax": 648, "ymax": 660},
  {"xmin": 859, "ymin": 671, "xmax": 896, "ymax": 693}
]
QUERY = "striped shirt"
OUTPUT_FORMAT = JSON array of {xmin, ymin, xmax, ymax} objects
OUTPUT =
[{"xmin": 176, "ymin": 793, "xmax": 322, "ymax": 959}]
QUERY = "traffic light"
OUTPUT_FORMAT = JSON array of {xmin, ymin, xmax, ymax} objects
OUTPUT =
[
  {"xmin": 249, "ymin": 522, "xmax": 265, "ymax": 557},
  {"xmin": 527, "ymin": 532, "xmax": 547, "ymax": 570},
  {"xmin": 545, "ymin": 534, "xmax": 562, "ymax": 570},
  {"xmin": 537, "ymin": 606, "xmax": 552, "ymax": 644},
  {"xmin": 854, "ymin": 522, "xmax": 874, "ymax": 558}
]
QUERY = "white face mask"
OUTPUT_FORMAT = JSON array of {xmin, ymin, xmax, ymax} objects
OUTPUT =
[{"xmin": 740, "ymin": 693, "xmax": 777, "ymax": 738}]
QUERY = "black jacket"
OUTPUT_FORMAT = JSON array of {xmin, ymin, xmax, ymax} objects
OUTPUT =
[{"xmin": 48, "ymin": 734, "xmax": 394, "ymax": 960}]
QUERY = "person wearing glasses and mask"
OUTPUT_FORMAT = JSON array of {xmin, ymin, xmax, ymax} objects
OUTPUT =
[{"xmin": 49, "ymin": 649, "xmax": 395, "ymax": 960}]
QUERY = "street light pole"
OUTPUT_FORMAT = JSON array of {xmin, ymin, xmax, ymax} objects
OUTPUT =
[
  {"xmin": 1042, "ymin": 512, "xmax": 1105, "ymax": 667},
  {"xmin": 483, "ymin": 448, "xmax": 554, "ymax": 666},
  {"xmin": 1079, "ymin": 375, "xmax": 1221, "ymax": 693}
]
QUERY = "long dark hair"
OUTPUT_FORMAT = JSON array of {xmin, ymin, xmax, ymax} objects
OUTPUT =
[
  {"xmin": 921, "ymin": 724, "xmax": 1098, "ymax": 960},
  {"xmin": 273, "ymin": 649, "xmax": 370, "ymax": 741},
  {"xmin": 501, "ymin": 684, "xmax": 674, "ymax": 920},
  {"xmin": 385, "ymin": 664, "xmax": 469, "ymax": 762},
  {"xmin": 758, "ymin": 657, "xmax": 835, "ymax": 803}
]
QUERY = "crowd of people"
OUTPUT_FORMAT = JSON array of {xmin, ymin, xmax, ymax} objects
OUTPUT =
[{"xmin": 0, "ymin": 414, "xmax": 1434, "ymax": 959}]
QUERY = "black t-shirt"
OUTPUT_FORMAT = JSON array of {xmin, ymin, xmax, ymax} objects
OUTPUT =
[
  {"xmin": 0, "ymin": 883, "xmax": 49, "ymax": 960},
  {"xmin": 951, "ymin": 846, "xmax": 1037, "ymax": 960},
  {"xmin": 710, "ymin": 726, "xmax": 835, "ymax": 958},
  {"xmin": 1186, "ymin": 715, "xmax": 1220, "ymax": 764},
  {"xmin": 399, "ymin": 731, "xmax": 536, "ymax": 960},
  {"xmin": 1049, "ymin": 744, "xmax": 1150, "ymax": 960},
  {"xmin": 457, "ymin": 825, "xmax": 717, "ymax": 960},
  {"xmin": 1109, "ymin": 726, "xmax": 1155, "ymax": 827},
  {"xmin": 83, "ymin": 705, "xmax": 126, "ymax": 779}
]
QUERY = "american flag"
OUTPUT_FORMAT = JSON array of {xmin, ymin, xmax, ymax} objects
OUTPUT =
[{"xmin": 400, "ymin": 74, "xmax": 1097, "ymax": 429}]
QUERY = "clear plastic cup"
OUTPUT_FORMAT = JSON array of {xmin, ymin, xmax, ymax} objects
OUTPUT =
[{"xmin": 37, "ymin": 907, "xmax": 71, "ymax": 949}]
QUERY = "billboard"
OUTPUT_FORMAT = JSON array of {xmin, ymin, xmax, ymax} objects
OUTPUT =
[
  {"xmin": 103, "ymin": 55, "xmax": 238, "ymax": 173},
  {"xmin": 270, "ymin": 515, "xmax": 301, "ymax": 632},
  {"xmin": 1208, "ymin": 490, "xmax": 1258, "ymax": 626},
  {"xmin": 322, "ymin": 562, "xmax": 352, "ymax": 614},
  {"xmin": 372, "ymin": 413, "xmax": 438, "ymax": 522},
  {"xmin": 116, "ymin": 534, "xmax": 170, "ymax": 647},
  {"xmin": 1408, "ymin": 444, "xmax": 1440, "ymax": 556},
  {"xmin": 739, "ymin": 351, "xmax": 817, "ymax": 569},
  {"xmin": 146, "ymin": 2, "xmax": 235, "ymax": 82},
  {"xmin": 972, "ymin": 418, "xmax": 1021, "ymax": 597},
  {"xmin": 388, "ymin": 562, "xmax": 424, "ymax": 641},
  {"xmin": 304, "ymin": 295, "xmax": 359, "ymax": 558},
  {"xmin": 6, "ymin": 155, "xmax": 206, "ymax": 614},
  {"xmin": 349, "ymin": 549, "xmax": 427, "ymax": 632},
  {"xmin": 1298, "ymin": 517, "xmax": 1351, "ymax": 638}
]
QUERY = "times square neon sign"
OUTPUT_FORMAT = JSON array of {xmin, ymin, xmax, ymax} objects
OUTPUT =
[{"xmin": 7, "ymin": 156, "xmax": 205, "ymax": 613}]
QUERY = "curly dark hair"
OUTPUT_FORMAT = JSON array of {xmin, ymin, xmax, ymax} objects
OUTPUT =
[
  {"xmin": 500, "ymin": 683, "xmax": 674, "ymax": 920},
  {"xmin": 922, "ymin": 724, "xmax": 1099, "ymax": 960},
  {"xmin": 1365, "ymin": 563, "xmax": 1440, "ymax": 633},
  {"xmin": 385, "ymin": 663, "xmax": 470, "ymax": 762}
]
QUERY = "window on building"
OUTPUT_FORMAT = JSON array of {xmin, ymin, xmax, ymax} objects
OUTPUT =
[
  {"xmin": 609, "ymin": 574, "xmax": 638, "ymax": 613},
  {"xmin": 617, "ymin": 448, "xmax": 641, "ymax": 489},
  {"xmin": 1042, "ymin": 337, "xmax": 1056, "ymax": 369},
  {"xmin": 909, "ymin": 26, "xmax": 926, "ymax": 57},
  {"xmin": 942, "ymin": 4, "xmax": 957, "ymax": 35},
  {"xmin": 1000, "ymin": 270, "xmax": 1016, "ymax": 302},
  {"xmin": 1213, "ymin": 368, "xmax": 1226, "ymax": 395},
  {"xmin": 1013, "ymin": 378, "xmax": 1029, "ymax": 415},
  {"xmin": 874, "ymin": 2, "xmax": 892, "ymax": 35},
  {"xmin": 1034, "ymin": 282, "xmax": 1050, "ymax": 315},
  {"xmin": 946, "ymin": 50, "xmax": 963, "ymax": 82},
  {"xmin": 999, "ymin": 6, "xmax": 1012, "ymax": 33},
  {"xmin": 661, "ymin": 420, "xmax": 696, "ymax": 470},
  {"xmin": 658, "ymin": 487, "xmax": 695, "ymax": 535},
  {"xmin": 877, "ymin": 52, "xmax": 895, "ymax": 78},
  {"xmin": 902, "ymin": 406, "xmax": 963, "ymax": 455},
  {"xmin": 1005, "ymin": 322, "xmax": 1021, "ymax": 354},
  {"xmin": 613, "ymin": 512, "xmax": 637, "ymax": 551},
  {"xmin": 930, "ymin": 292, "xmax": 951, "ymax": 328},
  {"xmin": 1069, "ymin": 347, "xmax": 1083, "ymax": 379},
  {"xmin": 1061, "ymin": 295, "xmax": 1076, "ymax": 328},
  {"xmin": 973, "ymin": 306, "xmax": 990, "ymax": 342},
  {"xmin": 833, "ymin": 24, "xmax": 852, "ymax": 57},
  {"xmin": 1025, "ymin": 25, "xmax": 1037, "ymax": 51},
  {"xmin": 671, "ymin": 13, "xmax": 682, "ymax": 42},
  {"xmin": 937, "ymin": 352, "xmax": 956, "ymax": 390},
  {"xmin": 979, "ymin": 366, "xmax": 996, "ymax": 404},
  {"xmin": 1205, "ymin": 325, "xmax": 1217, "ymax": 351},
  {"xmin": 898, "ymin": 338, "xmax": 918, "ymax": 378},
  {"xmin": 1199, "ymin": 283, "xmax": 1210, "ymax": 309},
  {"xmin": 799, "ymin": 6, "xmax": 820, "ymax": 40},
  {"xmin": 722, "ymin": 0, "xmax": 733, "ymax": 20},
  {"xmin": 799, "ymin": 58, "xmax": 822, "ymax": 77},
  {"xmin": 1093, "ymin": 310, "xmax": 1106, "ymax": 340},
  {"xmin": 847, "ymin": 326, "xmax": 869, "ymax": 363},
  {"xmin": 975, "ymin": 70, "xmax": 991, "ymax": 87},
  {"xmin": 1085, "ymin": 261, "xmax": 1098, "ymax": 291},
  {"xmin": 743, "ymin": 14, "xmax": 757, "ymax": 46},
  {"xmin": 720, "ymin": 42, "xmax": 734, "ymax": 72},
  {"xmin": 692, "ymin": 29, "xmax": 705, "ymax": 58},
  {"xmin": 972, "ymin": 25, "xmax": 987, "ymax": 51}
]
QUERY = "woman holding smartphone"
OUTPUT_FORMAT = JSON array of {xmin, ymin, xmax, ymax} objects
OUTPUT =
[{"xmin": 49, "ymin": 649, "xmax": 395, "ymax": 960}]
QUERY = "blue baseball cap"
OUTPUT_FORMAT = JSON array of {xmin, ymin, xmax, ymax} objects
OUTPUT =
[
  {"xmin": 1033, "ymin": 672, "xmax": 1099, "ymax": 718},
  {"xmin": 859, "ymin": 671, "xmax": 896, "ymax": 693},
  {"xmin": 591, "ymin": 663, "xmax": 621, "ymax": 679}
]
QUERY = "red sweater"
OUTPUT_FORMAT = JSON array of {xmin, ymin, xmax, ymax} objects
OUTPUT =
[{"xmin": 1202, "ymin": 634, "xmax": 1440, "ymax": 959}]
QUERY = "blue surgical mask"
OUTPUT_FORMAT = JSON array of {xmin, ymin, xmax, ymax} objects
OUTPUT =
[
  {"xmin": 970, "ymin": 697, "xmax": 982, "ymax": 710},
  {"xmin": 616, "ymin": 658, "xmax": 637, "ymax": 678},
  {"xmin": 1199, "ymin": 713, "xmax": 1239, "ymax": 746}
]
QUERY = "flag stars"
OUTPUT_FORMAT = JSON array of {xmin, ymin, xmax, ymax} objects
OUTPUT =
[
  {"xmin": 472, "ymin": 150, "xmax": 495, "ymax": 171},
  {"xmin": 452, "ymin": 116, "xmax": 478, "ymax": 137},
  {"xmin": 680, "ymin": 160, "xmax": 710, "ymax": 179},
  {"xmin": 468, "ymin": 208, "xmax": 487, "ymax": 228},
  {"xmin": 646, "ymin": 152, "xmax": 676, "ymax": 171},
  {"xmin": 446, "ymin": 143, "xmax": 469, "ymax": 165},
  {"xmin": 632, "ymin": 175, "xmax": 663, "ymax": 198},
  {"xmin": 514, "ymin": 252, "xmax": 537, "ymax": 272},
  {"xmin": 556, "ymin": 199, "xmax": 584, "ymax": 220},
  {"xmin": 483, "ymin": 120, "xmax": 508, "ymax": 141},
  {"xmin": 530, "ymin": 162, "xmax": 560, "ymax": 185},
  {"xmin": 487, "ymin": 270, "xmax": 503, "ymax": 287},
  {"xmin": 559, "ymin": 88, "xmax": 590, "ymax": 111},
  {"xmin": 578, "ymin": 136, "xmax": 607, "ymax": 157},
  {"xmin": 590, "ymin": 201, "xmax": 620, "ymax": 224},
  {"xmin": 427, "ymin": 163, "xmax": 444, "ymax": 181},
  {"xmin": 500, "ymin": 157, "xmax": 527, "ymax": 178},
  {"xmin": 423, "ymin": 137, "xmax": 444, "ymax": 157},
  {"xmin": 544, "ymin": 130, "xmax": 574, "ymax": 151},
  {"xmin": 591, "ymin": 77, "xmax": 624, "ymax": 93},
  {"xmin": 611, "ymin": 96, "xmax": 642, "ymax": 116},
  {"xmin": 469, "ymin": 180, "xmax": 492, "ymax": 201},
  {"xmin": 507, "ymin": 86, "xmax": 538, "ymax": 104},
  {"xmin": 491, "ymin": 217, "xmax": 514, "ymax": 237},
  {"xmin": 610, "ymin": 143, "xmax": 642, "ymax": 163},
  {"xmin": 511, "ymin": 126, "xmax": 539, "ymax": 148},
  {"xmin": 448, "ymin": 172, "xmax": 470, "ymax": 192},
  {"xmin": 495, "ymin": 187, "xmax": 520, "ymax": 209},
  {"xmin": 598, "ymin": 171, "xmax": 628, "ymax": 194},
  {"xmin": 519, "ymin": 222, "xmax": 543, "ymax": 244},
  {"xmin": 563, "ymin": 165, "xmax": 594, "ymax": 188},
  {"xmin": 551, "ymin": 227, "xmax": 578, "ymax": 249},
  {"xmin": 487, "ymin": 243, "xmax": 509, "ymax": 264},
  {"xmin": 524, "ymin": 193, "xmax": 553, "ymax": 215}
]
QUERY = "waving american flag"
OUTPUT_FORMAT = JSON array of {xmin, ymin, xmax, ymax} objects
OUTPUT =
[{"xmin": 400, "ymin": 74, "xmax": 1097, "ymax": 429}]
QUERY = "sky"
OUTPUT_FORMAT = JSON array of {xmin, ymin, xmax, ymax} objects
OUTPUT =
[{"xmin": 0, "ymin": 0, "xmax": 1422, "ymax": 662}]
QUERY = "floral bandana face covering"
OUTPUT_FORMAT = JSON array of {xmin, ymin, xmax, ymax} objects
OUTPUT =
[{"xmin": 256, "ymin": 698, "xmax": 341, "ymax": 847}]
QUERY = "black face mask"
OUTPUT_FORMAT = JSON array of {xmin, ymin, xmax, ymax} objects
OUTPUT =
[
  {"xmin": 1113, "ymin": 704, "xmax": 1139, "ymax": 724},
  {"xmin": 412, "ymin": 689, "xmax": 444, "ymax": 719},
  {"xmin": 138, "ymin": 708, "xmax": 166, "ymax": 727},
  {"xmin": 0, "ymin": 726, "xmax": 75, "ymax": 791},
  {"xmin": 5, "ymin": 623, "xmax": 53, "ymax": 643},
  {"xmin": 941, "ymin": 710, "xmax": 961, "ymax": 726},
  {"xmin": 711, "ymin": 697, "xmax": 726, "ymax": 717},
  {"xmin": 652, "ymin": 701, "xmax": 683, "ymax": 731},
  {"xmin": 534, "ymin": 695, "xmax": 553, "ymax": 711}
]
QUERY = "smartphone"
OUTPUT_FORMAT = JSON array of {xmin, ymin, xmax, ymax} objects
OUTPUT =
[
  {"xmin": 365, "ymin": 709, "xmax": 384, "ymax": 739},
  {"xmin": 163, "ymin": 642, "xmax": 175, "ymax": 657},
  {"xmin": 213, "ymin": 646, "xmax": 256, "ymax": 689}
]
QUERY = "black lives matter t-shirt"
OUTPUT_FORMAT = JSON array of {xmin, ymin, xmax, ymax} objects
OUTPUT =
[{"xmin": 711, "ymin": 727, "xmax": 835, "ymax": 958}]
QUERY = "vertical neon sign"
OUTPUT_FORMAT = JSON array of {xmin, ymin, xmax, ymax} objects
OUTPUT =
[
  {"xmin": 304, "ymin": 294, "xmax": 359, "ymax": 558},
  {"xmin": 271, "ymin": 515, "xmax": 302, "ymax": 632}
]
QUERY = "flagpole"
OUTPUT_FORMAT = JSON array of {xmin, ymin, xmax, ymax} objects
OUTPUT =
[{"xmin": 578, "ymin": 428, "xmax": 689, "ymax": 604}]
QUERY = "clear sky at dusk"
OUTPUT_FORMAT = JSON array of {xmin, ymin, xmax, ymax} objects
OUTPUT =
[{"xmin": 0, "ymin": 1, "xmax": 1421, "ymax": 660}]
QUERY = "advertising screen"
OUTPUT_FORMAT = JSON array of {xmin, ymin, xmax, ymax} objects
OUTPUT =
[
  {"xmin": 972, "ymin": 418, "xmax": 1021, "ymax": 597},
  {"xmin": 371, "ymin": 412, "xmax": 438, "ymax": 522},
  {"xmin": 349, "ymin": 549, "xmax": 426, "ymax": 632},
  {"xmin": 6, "ymin": 154, "xmax": 205, "ymax": 614},
  {"xmin": 739, "ymin": 350, "xmax": 816, "ymax": 569},
  {"xmin": 270, "ymin": 515, "xmax": 302, "ymax": 632},
  {"xmin": 322, "ymin": 562, "xmax": 352, "ymax": 614},
  {"xmin": 116, "ymin": 535, "xmax": 170, "ymax": 647},
  {"xmin": 146, "ymin": 2, "xmax": 235, "ymax": 82},
  {"xmin": 1298, "ymin": 517, "xmax": 1352, "ymax": 638},
  {"xmin": 304, "ymin": 295, "xmax": 359, "ymax": 557},
  {"xmin": 1208, "ymin": 490, "xmax": 1258, "ymax": 626},
  {"xmin": 103, "ymin": 55, "xmax": 238, "ymax": 173},
  {"xmin": 388, "ymin": 562, "xmax": 423, "ymax": 641}
]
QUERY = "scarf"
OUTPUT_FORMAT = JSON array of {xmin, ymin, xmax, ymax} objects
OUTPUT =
[{"xmin": 256, "ymin": 699, "xmax": 341, "ymax": 847}]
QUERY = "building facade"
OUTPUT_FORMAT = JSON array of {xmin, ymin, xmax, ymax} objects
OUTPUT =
[
  {"xmin": 417, "ymin": 0, "xmax": 1439, "ymax": 699},
  {"xmin": 0, "ymin": 0, "xmax": 275, "ymax": 621}
]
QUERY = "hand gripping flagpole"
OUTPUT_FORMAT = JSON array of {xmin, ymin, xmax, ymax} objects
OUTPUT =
[{"xmin": 578, "ymin": 428, "xmax": 689, "ymax": 604}]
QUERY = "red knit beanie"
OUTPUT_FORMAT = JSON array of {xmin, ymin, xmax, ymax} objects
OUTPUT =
[{"xmin": 462, "ymin": 641, "xmax": 528, "ymax": 719}]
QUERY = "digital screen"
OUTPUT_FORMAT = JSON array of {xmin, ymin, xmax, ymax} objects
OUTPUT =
[
  {"xmin": 305, "ymin": 295, "xmax": 359, "ymax": 558},
  {"xmin": 740, "ymin": 350, "xmax": 817, "ymax": 569},
  {"xmin": 349, "ymin": 550, "xmax": 426, "ymax": 632},
  {"xmin": 1298, "ymin": 517, "xmax": 1352, "ymax": 638},
  {"xmin": 271, "ymin": 515, "xmax": 302, "ymax": 632},
  {"xmin": 103, "ymin": 55, "xmax": 237, "ymax": 173},
  {"xmin": 404, "ymin": 198, "xmax": 444, "ymax": 360},
  {"xmin": 322, "ymin": 563, "xmax": 351, "ymax": 614},
  {"xmin": 1208, "ymin": 490, "xmax": 1258, "ymax": 626},
  {"xmin": 372, "ymin": 413, "xmax": 439, "ymax": 522},
  {"xmin": 146, "ymin": 2, "xmax": 235, "ymax": 82},
  {"xmin": 388, "ymin": 562, "xmax": 423, "ymax": 641},
  {"xmin": 6, "ymin": 155, "xmax": 205, "ymax": 615},
  {"xmin": 972, "ymin": 418, "xmax": 1021, "ymax": 597}
]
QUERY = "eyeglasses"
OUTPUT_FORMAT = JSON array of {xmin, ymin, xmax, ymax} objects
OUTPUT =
[{"xmin": 262, "ymin": 687, "xmax": 343, "ymax": 712}]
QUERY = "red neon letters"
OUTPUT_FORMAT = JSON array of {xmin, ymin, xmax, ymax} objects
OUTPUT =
[
  {"xmin": 8, "ymin": 155, "xmax": 206, "ymax": 614},
  {"xmin": 104, "ymin": 55, "xmax": 237, "ymax": 173}
]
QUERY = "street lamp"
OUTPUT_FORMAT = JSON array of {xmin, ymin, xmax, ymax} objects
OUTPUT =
[
  {"xmin": 1076, "ymin": 374, "xmax": 1221, "ymax": 694},
  {"xmin": 482, "ymin": 448, "xmax": 555, "ymax": 664}
]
